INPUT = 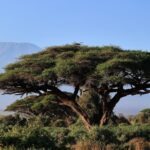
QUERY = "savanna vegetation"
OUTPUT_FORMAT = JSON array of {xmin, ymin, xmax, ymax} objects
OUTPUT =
[
  {"xmin": 0, "ymin": 44, "xmax": 150, "ymax": 149},
  {"xmin": 0, "ymin": 109, "xmax": 149, "ymax": 150}
]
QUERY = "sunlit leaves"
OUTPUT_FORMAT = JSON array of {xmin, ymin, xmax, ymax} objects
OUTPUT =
[{"xmin": 0, "ymin": 44, "xmax": 150, "ymax": 95}]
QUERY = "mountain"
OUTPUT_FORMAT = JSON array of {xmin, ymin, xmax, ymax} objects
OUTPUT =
[
  {"xmin": 0, "ymin": 42, "xmax": 41, "ymax": 111},
  {"xmin": 0, "ymin": 42, "xmax": 41, "ymax": 72}
]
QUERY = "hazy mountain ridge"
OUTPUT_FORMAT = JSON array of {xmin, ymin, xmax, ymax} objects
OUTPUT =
[{"xmin": 0, "ymin": 42, "xmax": 41, "ymax": 72}]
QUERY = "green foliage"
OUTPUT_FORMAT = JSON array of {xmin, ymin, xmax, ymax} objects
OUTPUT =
[
  {"xmin": 88, "ymin": 126, "xmax": 118, "ymax": 145},
  {"xmin": 131, "ymin": 108, "xmax": 150, "ymax": 124},
  {"xmin": 68, "ymin": 119, "xmax": 88, "ymax": 142},
  {"xmin": 21, "ymin": 128, "xmax": 55, "ymax": 149},
  {"xmin": 140, "ymin": 108, "xmax": 150, "ymax": 114},
  {"xmin": 1, "ymin": 44, "xmax": 149, "ymax": 93},
  {"xmin": 0, "ymin": 44, "xmax": 150, "ymax": 149},
  {"xmin": 0, "ymin": 118, "xmax": 149, "ymax": 149},
  {"xmin": 0, "ymin": 136, "xmax": 21, "ymax": 147},
  {"xmin": 79, "ymin": 90, "xmax": 100, "ymax": 119},
  {"xmin": 113, "ymin": 124, "xmax": 150, "ymax": 143},
  {"xmin": 6, "ymin": 95, "xmax": 77, "ymax": 126},
  {"xmin": 0, "ymin": 44, "xmax": 150, "ymax": 131},
  {"xmin": 6, "ymin": 96, "xmax": 40, "ymax": 111},
  {"xmin": 0, "ymin": 127, "xmax": 56, "ymax": 149},
  {"xmin": 56, "ymin": 59, "xmax": 75, "ymax": 76},
  {"xmin": 47, "ymin": 127, "xmax": 71, "ymax": 149},
  {"xmin": 0, "ymin": 115, "xmax": 27, "ymax": 126}
]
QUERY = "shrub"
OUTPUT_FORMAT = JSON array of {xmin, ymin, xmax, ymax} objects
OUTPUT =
[
  {"xmin": 68, "ymin": 119, "xmax": 88, "ymax": 143},
  {"xmin": 113, "ymin": 124, "xmax": 150, "ymax": 143},
  {"xmin": 0, "ymin": 136, "xmax": 21, "ymax": 147},
  {"xmin": 0, "ymin": 125, "xmax": 56, "ymax": 149},
  {"xmin": 88, "ymin": 126, "xmax": 118, "ymax": 145},
  {"xmin": 132, "ymin": 108, "xmax": 150, "ymax": 124},
  {"xmin": 0, "ymin": 112, "xmax": 149, "ymax": 149},
  {"xmin": 0, "ymin": 115, "xmax": 27, "ymax": 126},
  {"xmin": 21, "ymin": 128, "xmax": 55, "ymax": 149},
  {"xmin": 47, "ymin": 127, "xmax": 71, "ymax": 149}
]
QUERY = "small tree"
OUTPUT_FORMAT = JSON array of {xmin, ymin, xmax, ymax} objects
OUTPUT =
[{"xmin": 0, "ymin": 44, "xmax": 150, "ymax": 130}]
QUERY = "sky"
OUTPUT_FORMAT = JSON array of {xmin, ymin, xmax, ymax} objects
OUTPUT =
[
  {"xmin": 0, "ymin": 0, "xmax": 150, "ymax": 114},
  {"xmin": 0, "ymin": 0, "xmax": 150, "ymax": 50}
]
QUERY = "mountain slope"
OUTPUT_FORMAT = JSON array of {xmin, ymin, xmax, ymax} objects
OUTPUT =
[{"xmin": 0, "ymin": 42, "xmax": 41, "ymax": 72}]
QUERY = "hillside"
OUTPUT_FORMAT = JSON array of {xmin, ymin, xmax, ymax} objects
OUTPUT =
[{"xmin": 0, "ymin": 42, "xmax": 41, "ymax": 72}]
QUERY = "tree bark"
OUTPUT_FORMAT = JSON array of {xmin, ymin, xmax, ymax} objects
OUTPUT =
[
  {"xmin": 70, "ymin": 102, "xmax": 92, "ymax": 130},
  {"xmin": 99, "ymin": 110, "xmax": 111, "ymax": 126},
  {"xmin": 98, "ymin": 92, "xmax": 123, "ymax": 126},
  {"xmin": 62, "ymin": 99, "xmax": 92, "ymax": 131},
  {"xmin": 98, "ymin": 94, "xmax": 112, "ymax": 126},
  {"xmin": 49, "ymin": 86, "xmax": 92, "ymax": 131}
]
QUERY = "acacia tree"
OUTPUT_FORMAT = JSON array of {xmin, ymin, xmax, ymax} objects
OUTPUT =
[{"xmin": 0, "ymin": 44, "xmax": 150, "ymax": 130}]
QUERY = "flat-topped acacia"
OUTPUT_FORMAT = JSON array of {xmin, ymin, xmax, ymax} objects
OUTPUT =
[{"xmin": 0, "ymin": 44, "xmax": 150, "ymax": 130}]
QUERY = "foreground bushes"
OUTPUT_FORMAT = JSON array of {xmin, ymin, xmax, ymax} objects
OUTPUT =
[
  {"xmin": 131, "ymin": 108, "xmax": 150, "ymax": 125},
  {"xmin": 0, "ymin": 126, "xmax": 56, "ymax": 149},
  {"xmin": 0, "ymin": 111, "xmax": 149, "ymax": 149},
  {"xmin": 71, "ymin": 124, "xmax": 150, "ymax": 150},
  {"xmin": 0, "ymin": 122, "xmax": 149, "ymax": 149}
]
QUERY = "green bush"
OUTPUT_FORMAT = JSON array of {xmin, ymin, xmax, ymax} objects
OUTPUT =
[
  {"xmin": 113, "ymin": 124, "xmax": 150, "ymax": 143},
  {"xmin": 68, "ymin": 119, "xmax": 88, "ymax": 142},
  {"xmin": 47, "ymin": 127, "xmax": 71, "ymax": 149},
  {"xmin": 0, "ymin": 115, "xmax": 27, "ymax": 126},
  {"xmin": 132, "ymin": 108, "xmax": 150, "ymax": 124},
  {"xmin": 0, "ymin": 136, "xmax": 21, "ymax": 146},
  {"xmin": 21, "ymin": 128, "xmax": 55, "ymax": 149},
  {"xmin": 88, "ymin": 126, "xmax": 118, "ymax": 145},
  {"xmin": 0, "ymin": 113, "xmax": 149, "ymax": 149},
  {"xmin": 0, "ymin": 126, "xmax": 57, "ymax": 149}
]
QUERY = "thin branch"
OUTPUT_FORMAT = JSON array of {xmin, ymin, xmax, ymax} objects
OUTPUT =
[{"xmin": 71, "ymin": 84, "xmax": 80, "ymax": 100}]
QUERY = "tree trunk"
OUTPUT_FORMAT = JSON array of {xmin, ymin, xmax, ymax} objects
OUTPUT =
[
  {"xmin": 60, "ymin": 91, "xmax": 120, "ymax": 130},
  {"xmin": 70, "ymin": 103, "xmax": 92, "ymax": 130},
  {"xmin": 99, "ymin": 110, "xmax": 111, "ymax": 126},
  {"xmin": 62, "ymin": 99, "xmax": 92, "ymax": 131},
  {"xmin": 98, "ymin": 95, "xmax": 112, "ymax": 126},
  {"xmin": 99, "ymin": 92, "xmax": 123, "ymax": 126}
]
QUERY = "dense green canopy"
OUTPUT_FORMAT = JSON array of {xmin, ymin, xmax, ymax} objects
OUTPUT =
[
  {"xmin": 0, "ymin": 44, "xmax": 150, "ymax": 129},
  {"xmin": 1, "ymin": 44, "xmax": 149, "ymax": 95}
]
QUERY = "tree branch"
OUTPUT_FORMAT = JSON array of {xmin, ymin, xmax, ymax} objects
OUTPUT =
[{"xmin": 71, "ymin": 84, "xmax": 80, "ymax": 100}]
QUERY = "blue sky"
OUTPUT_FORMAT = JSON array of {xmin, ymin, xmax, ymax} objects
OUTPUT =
[
  {"xmin": 0, "ymin": 0, "xmax": 150, "ymax": 114},
  {"xmin": 0, "ymin": 0, "xmax": 150, "ymax": 50}
]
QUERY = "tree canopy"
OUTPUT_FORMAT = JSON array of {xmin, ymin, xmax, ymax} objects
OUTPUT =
[{"xmin": 0, "ymin": 44, "xmax": 150, "ymax": 130}]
